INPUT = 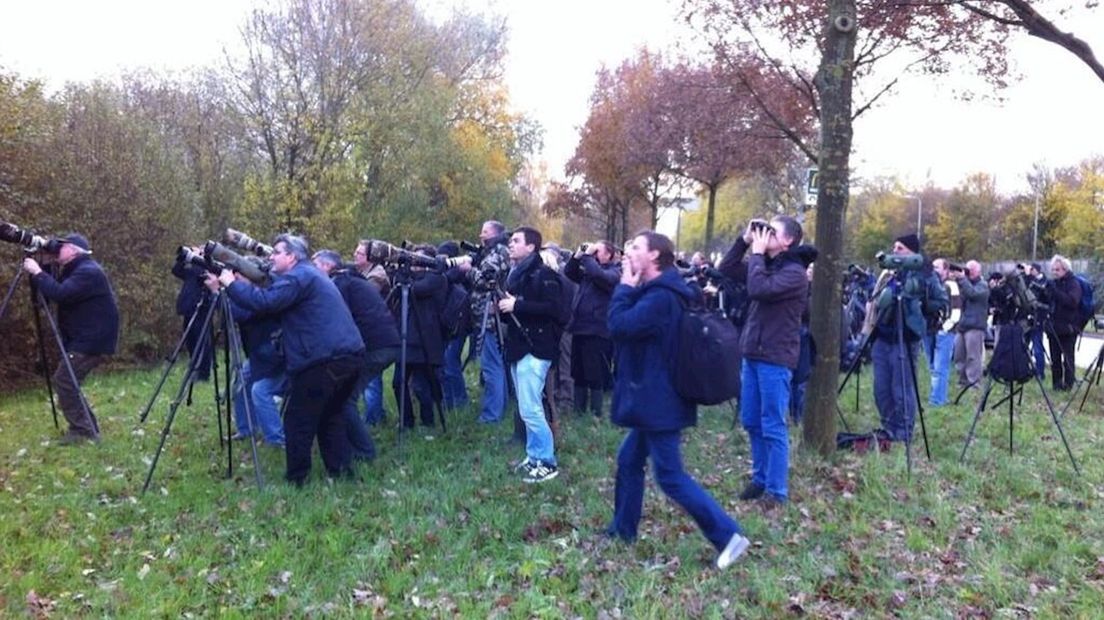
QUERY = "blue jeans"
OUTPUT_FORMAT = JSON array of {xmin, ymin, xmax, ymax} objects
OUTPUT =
[
  {"xmin": 478, "ymin": 333, "xmax": 507, "ymax": 423},
  {"xmin": 873, "ymin": 338, "xmax": 920, "ymax": 442},
  {"xmin": 362, "ymin": 375, "xmax": 384, "ymax": 425},
  {"xmin": 440, "ymin": 335, "xmax": 469, "ymax": 409},
  {"xmin": 510, "ymin": 354, "xmax": 555, "ymax": 465},
  {"xmin": 233, "ymin": 361, "xmax": 287, "ymax": 445},
  {"xmin": 1028, "ymin": 325, "xmax": 1046, "ymax": 378},
  {"xmin": 343, "ymin": 398, "xmax": 376, "ymax": 461},
  {"xmin": 608, "ymin": 429, "xmax": 741, "ymax": 551},
  {"xmin": 928, "ymin": 330, "xmax": 956, "ymax": 406},
  {"xmin": 740, "ymin": 359, "xmax": 791, "ymax": 501}
]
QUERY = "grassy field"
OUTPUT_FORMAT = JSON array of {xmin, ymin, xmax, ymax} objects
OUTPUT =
[{"xmin": 1, "ymin": 360, "xmax": 1103, "ymax": 618}]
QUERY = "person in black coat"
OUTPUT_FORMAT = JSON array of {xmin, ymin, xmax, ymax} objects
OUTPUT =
[
  {"xmin": 1047, "ymin": 255, "xmax": 1082, "ymax": 391},
  {"xmin": 564, "ymin": 241, "xmax": 620, "ymax": 417},
  {"xmin": 499, "ymin": 227, "xmax": 563, "ymax": 483},
  {"xmin": 23, "ymin": 233, "xmax": 119, "ymax": 444},
  {"xmin": 172, "ymin": 248, "xmax": 213, "ymax": 381},
  {"xmin": 314, "ymin": 250, "xmax": 401, "ymax": 461},
  {"xmin": 389, "ymin": 245, "xmax": 448, "ymax": 428}
]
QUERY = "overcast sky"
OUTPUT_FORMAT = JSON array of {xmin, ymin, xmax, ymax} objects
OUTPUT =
[{"xmin": 1, "ymin": 0, "xmax": 1101, "ymax": 196}]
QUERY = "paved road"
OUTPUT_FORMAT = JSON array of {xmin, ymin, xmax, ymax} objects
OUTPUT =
[{"xmin": 1073, "ymin": 334, "xmax": 1103, "ymax": 369}]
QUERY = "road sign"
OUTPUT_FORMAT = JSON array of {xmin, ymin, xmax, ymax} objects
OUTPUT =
[{"xmin": 804, "ymin": 167, "xmax": 818, "ymax": 208}]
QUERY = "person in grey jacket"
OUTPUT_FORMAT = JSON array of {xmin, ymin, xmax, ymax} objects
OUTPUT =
[{"xmin": 953, "ymin": 260, "xmax": 989, "ymax": 388}]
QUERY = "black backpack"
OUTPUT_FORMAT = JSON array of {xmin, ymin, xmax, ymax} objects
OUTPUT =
[
  {"xmin": 672, "ymin": 300, "xmax": 742, "ymax": 406},
  {"xmin": 439, "ymin": 282, "xmax": 471, "ymax": 339},
  {"xmin": 988, "ymin": 323, "xmax": 1034, "ymax": 384}
]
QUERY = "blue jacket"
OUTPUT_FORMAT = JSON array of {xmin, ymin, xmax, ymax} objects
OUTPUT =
[
  {"xmin": 608, "ymin": 268, "xmax": 696, "ymax": 431},
  {"xmin": 33, "ymin": 255, "xmax": 119, "ymax": 356},
  {"xmin": 330, "ymin": 267, "xmax": 400, "ymax": 352},
  {"xmin": 228, "ymin": 300, "xmax": 285, "ymax": 380},
  {"xmin": 226, "ymin": 261, "xmax": 364, "ymax": 376},
  {"xmin": 564, "ymin": 254, "xmax": 620, "ymax": 337}
]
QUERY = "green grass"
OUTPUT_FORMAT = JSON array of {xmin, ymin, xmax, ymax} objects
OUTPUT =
[{"xmin": 2, "ymin": 361, "xmax": 1104, "ymax": 617}]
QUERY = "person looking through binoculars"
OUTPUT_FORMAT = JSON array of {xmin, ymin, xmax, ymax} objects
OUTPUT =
[
  {"xmin": 21, "ymin": 233, "xmax": 119, "ymax": 445},
  {"xmin": 564, "ymin": 240, "xmax": 620, "ymax": 418}
]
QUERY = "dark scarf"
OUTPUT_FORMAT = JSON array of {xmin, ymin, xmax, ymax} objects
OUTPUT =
[{"xmin": 506, "ymin": 252, "xmax": 541, "ymax": 294}]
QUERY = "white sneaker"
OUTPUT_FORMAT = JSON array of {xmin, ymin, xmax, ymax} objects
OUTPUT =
[
  {"xmin": 716, "ymin": 533, "xmax": 750, "ymax": 569},
  {"xmin": 513, "ymin": 457, "xmax": 535, "ymax": 472}
]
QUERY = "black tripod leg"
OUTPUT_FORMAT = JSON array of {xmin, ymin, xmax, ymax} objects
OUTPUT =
[
  {"xmin": 142, "ymin": 344, "xmax": 209, "ymax": 494},
  {"xmin": 1034, "ymin": 373, "xmax": 1081, "ymax": 475},
  {"xmin": 25, "ymin": 276, "xmax": 60, "ymax": 429},
  {"xmin": 903, "ymin": 335, "xmax": 930, "ymax": 461},
  {"xmin": 35, "ymin": 290, "xmax": 99, "ymax": 434},
  {"xmin": 142, "ymin": 299, "xmax": 220, "ymax": 423},
  {"xmin": 0, "ymin": 262, "xmax": 23, "ymax": 322},
  {"xmin": 220, "ymin": 295, "xmax": 263, "ymax": 489},
  {"xmin": 959, "ymin": 378, "xmax": 995, "ymax": 463}
]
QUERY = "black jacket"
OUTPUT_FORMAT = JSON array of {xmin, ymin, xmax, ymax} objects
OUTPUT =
[
  {"xmin": 330, "ymin": 266, "xmax": 400, "ymax": 352},
  {"xmin": 33, "ymin": 255, "xmax": 119, "ymax": 356},
  {"xmin": 503, "ymin": 254, "xmax": 563, "ymax": 363},
  {"xmin": 228, "ymin": 300, "xmax": 285, "ymax": 380},
  {"xmin": 564, "ymin": 254, "xmax": 620, "ymax": 338},
  {"xmin": 390, "ymin": 270, "xmax": 447, "ymax": 365},
  {"xmin": 1051, "ymin": 272, "xmax": 1083, "ymax": 335},
  {"xmin": 171, "ymin": 260, "xmax": 211, "ymax": 318}
]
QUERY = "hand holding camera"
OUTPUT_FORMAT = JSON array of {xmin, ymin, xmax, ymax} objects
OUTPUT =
[{"xmin": 22, "ymin": 257, "xmax": 42, "ymax": 276}]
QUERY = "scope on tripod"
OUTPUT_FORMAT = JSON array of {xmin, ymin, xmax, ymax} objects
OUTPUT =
[
  {"xmin": 0, "ymin": 221, "xmax": 63, "ymax": 254},
  {"xmin": 364, "ymin": 239, "xmax": 468, "ymax": 271},
  {"xmin": 224, "ymin": 228, "xmax": 274, "ymax": 257},
  {"xmin": 203, "ymin": 241, "xmax": 271, "ymax": 285}
]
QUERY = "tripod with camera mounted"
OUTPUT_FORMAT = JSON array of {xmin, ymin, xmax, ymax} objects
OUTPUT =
[
  {"xmin": 959, "ymin": 315, "xmax": 1079, "ymax": 474},
  {"xmin": 0, "ymin": 243, "xmax": 97, "ymax": 436},
  {"xmin": 385, "ymin": 257, "xmax": 450, "ymax": 455},
  {"xmin": 836, "ymin": 270, "xmax": 933, "ymax": 475}
]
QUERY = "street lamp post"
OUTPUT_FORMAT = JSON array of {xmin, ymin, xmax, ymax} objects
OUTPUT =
[
  {"xmin": 1032, "ymin": 192, "xmax": 1040, "ymax": 261},
  {"xmin": 906, "ymin": 193, "xmax": 922, "ymax": 237}
]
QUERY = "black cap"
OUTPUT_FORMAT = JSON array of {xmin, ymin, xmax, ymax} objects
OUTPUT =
[{"xmin": 894, "ymin": 233, "xmax": 920, "ymax": 254}]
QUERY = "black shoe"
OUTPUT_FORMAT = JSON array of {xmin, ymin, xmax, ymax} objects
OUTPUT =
[{"xmin": 738, "ymin": 482, "xmax": 765, "ymax": 501}]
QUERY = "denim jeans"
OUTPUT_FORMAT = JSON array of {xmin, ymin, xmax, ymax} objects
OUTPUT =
[
  {"xmin": 233, "ymin": 360, "xmax": 287, "ymax": 445},
  {"xmin": 740, "ymin": 359, "xmax": 792, "ymax": 501},
  {"xmin": 478, "ymin": 333, "xmax": 508, "ymax": 423},
  {"xmin": 608, "ymin": 429, "xmax": 741, "ymax": 551},
  {"xmin": 343, "ymin": 398, "xmax": 376, "ymax": 461},
  {"xmin": 511, "ymin": 354, "xmax": 555, "ymax": 465},
  {"xmin": 872, "ymin": 338, "xmax": 920, "ymax": 442},
  {"xmin": 928, "ymin": 330, "xmax": 956, "ymax": 407},
  {"xmin": 362, "ymin": 375, "xmax": 384, "ymax": 425},
  {"xmin": 1028, "ymin": 325, "xmax": 1046, "ymax": 378},
  {"xmin": 440, "ymin": 335, "xmax": 469, "ymax": 409}
]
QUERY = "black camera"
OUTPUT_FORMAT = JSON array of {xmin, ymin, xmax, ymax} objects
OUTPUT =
[
  {"xmin": 363, "ymin": 239, "xmax": 463, "ymax": 272},
  {"xmin": 989, "ymin": 270, "xmax": 1044, "ymax": 324},
  {"xmin": 578, "ymin": 243, "xmax": 590, "ymax": 254},
  {"xmin": 224, "ymin": 228, "xmax": 274, "ymax": 257},
  {"xmin": 875, "ymin": 251, "xmax": 925, "ymax": 272},
  {"xmin": 0, "ymin": 221, "xmax": 62, "ymax": 254},
  {"xmin": 749, "ymin": 219, "xmax": 771, "ymax": 234}
]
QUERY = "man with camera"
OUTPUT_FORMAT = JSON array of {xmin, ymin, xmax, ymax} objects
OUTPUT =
[
  {"xmin": 465, "ymin": 220, "xmax": 511, "ymax": 424},
  {"xmin": 1025, "ymin": 263, "xmax": 1053, "ymax": 379},
  {"xmin": 564, "ymin": 241, "xmax": 620, "ymax": 418},
  {"xmin": 354, "ymin": 239, "xmax": 392, "ymax": 425},
  {"xmin": 869, "ymin": 234, "xmax": 946, "ymax": 443},
  {"xmin": 953, "ymin": 260, "xmax": 989, "ymax": 390},
  {"xmin": 22, "ymin": 233, "xmax": 119, "ymax": 445},
  {"xmin": 212, "ymin": 234, "xmax": 365, "ymax": 486},
  {"xmin": 928, "ymin": 258, "xmax": 962, "ymax": 407},
  {"xmin": 721, "ymin": 217, "xmax": 809, "ymax": 508},
  {"xmin": 498, "ymin": 226, "xmax": 563, "ymax": 483},
  {"xmin": 172, "ymin": 246, "xmax": 214, "ymax": 381},
  {"xmin": 605, "ymin": 231, "xmax": 750, "ymax": 568}
]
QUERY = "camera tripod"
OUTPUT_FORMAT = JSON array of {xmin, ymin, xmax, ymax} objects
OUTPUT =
[
  {"xmin": 836, "ymin": 279, "xmax": 932, "ymax": 476},
  {"xmin": 959, "ymin": 322, "xmax": 1079, "ymax": 474},
  {"xmin": 141, "ymin": 288, "xmax": 265, "ymax": 493},
  {"xmin": 386, "ymin": 260, "xmax": 449, "ymax": 454},
  {"xmin": 0, "ymin": 257, "xmax": 95, "ymax": 435},
  {"xmin": 137, "ymin": 290, "xmax": 215, "ymax": 424},
  {"xmin": 470, "ymin": 280, "xmax": 534, "ymax": 441},
  {"xmin": 1058, "ymin": 334, "xmax": 1104, "ymax": 420}
]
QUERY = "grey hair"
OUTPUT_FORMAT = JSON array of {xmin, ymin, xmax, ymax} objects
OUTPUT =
[
  {"xmin": 312, "ymin": 249, "xmax": 343, "ymax": 267},
  {"xmin": 1050, "ymin": 254, "xmax": 1072, "ymax": 273},
  {"xmin": 275, "ymin": 233, "xmax": 310, "ymax": 261},
  {"xmin": 484, "ymin": 220, "xmax": 505, "ymax": 235}
]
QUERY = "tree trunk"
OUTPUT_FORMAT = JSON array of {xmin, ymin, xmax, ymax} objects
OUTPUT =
[
  {"xmin": 705, "ymin": 182, "xmax": 718, "ymax": 248},
  {"xmin": 803, "ymin": 0, "xmax": 856, "ymax": 456}
]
